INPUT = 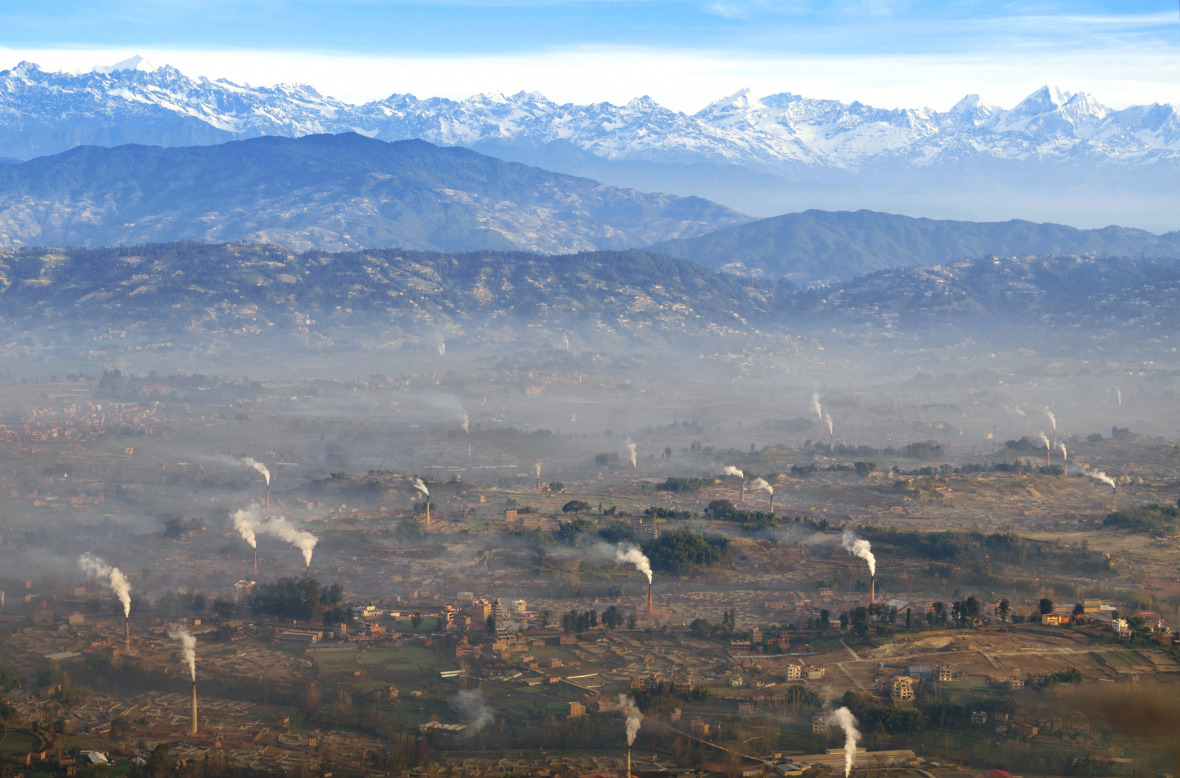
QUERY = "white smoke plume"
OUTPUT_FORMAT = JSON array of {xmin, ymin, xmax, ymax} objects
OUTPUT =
[
  {"xmin": 1083, "ymin": 467, "xmax": 1117, "ymax": 491},
  {"xmin": 614, "ymin": 543, "xmax": 653, "ymax": 584},
  {"xmin": 534, "ymin": 460, "xmax": 543, "ymax": 480},
  {"xmin": 562, "ymin": 333, "xmax": 570, "ymax": 350},
  {"xmin": 79, "ymin": 553, "xmax": 131, "ymax": 617},
  {"xmin": 625, "ymin": 439, "xmax": 637, "ymax": 469},
  {"xmin": 241, "ymin": 457, "xmax": 270, "ymax": 486},
  {"xmin": 749, "ymin": 477, "xmax": 773, "ymax": 495},
  {"xmin": 451, "ymin": 689, "xmax": 494, "ymax": 733},
  {"xmin": 721, "ymin": 465, "xmax": 744, "ymax": 479},
  {"xmin": 841, "ymin": 529, "xmax": 876, "ymax": 577},
  {"xmin": 168, "ymin": 624, "xmax": 197, "ymax": 682},
  {"xmin": 1045, "ymin": 409, "xmax": 1057, "ymax": 431},
  {"xmin": 1009, "ymin": 406, "xmax": 1026, "ymax": 417},
  {"xmin": 437, "ymin": 340, "xmax": 446, "ymax": 356},
  {"xmin": 824, "ymin": 411, "xmax": 834, "ymax": 436},
  {"xmin": 261, "ymin": 516, "xmax": 318, "ymax": 567},
  {"xmin": 616, "ymin": 693, "xmax": 643, "ymax": 746},
  {"xmin": 1038, "ymin": 431, "xmax": 1051, "ymax": 451},
  {"xmin": 413, "ymin": 477, "xmax": 429, "ymax": 497},
  {"xmin": 232, "ymin": 506, "xmax": 262, "ymax": 549},
  {"xmin": 1057, "ymin": 442, "xmax": 1067, "ymax": 462},
  {"xmin": 460, "ymin": 413, "xmax": 470, "ymax": 435},
  {"xmin": 1116, "ymin": 388, "xmax": 1122, "ymax": 408},
  {"xmin": 826, "ymin": 706, "xmax": 861, "ymax": 777},
  {"xmin": 810, "ymin": 393, "xmax": 822, "ymax": 422}
]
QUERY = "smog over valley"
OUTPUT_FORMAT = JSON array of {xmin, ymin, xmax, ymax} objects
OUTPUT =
[{"xmin": 0, "ymin": 3, "xmax": 1179, "ymax": 778}]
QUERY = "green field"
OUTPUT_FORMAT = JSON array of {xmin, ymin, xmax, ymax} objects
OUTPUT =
[
  {"xmin": 1094, "ymin": 650, "xmax": 1146, "ymax": 668},
  {"xmin": 0, "ymin": 728, "xmax": 44, "ymax": 754}
]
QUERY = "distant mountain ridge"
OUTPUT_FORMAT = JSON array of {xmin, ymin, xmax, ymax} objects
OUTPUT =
[
  {"xmin": 2, "ymin": 60, "xmax": 1178, "ymax": 229},
  {"xmin": 651, "ymin": 210, "xmax": 1180, "ymax": 283},
  {"xmin": 0, "ymin": 133, "xmax": 748, "ymax": 253},
  {"xmin": 0, "ymin": 242, "xmax": 1177, "ymax": 361},
  {"xmin": 2, "ymin": 61, "xmax": 1177, "ymax": 170}
]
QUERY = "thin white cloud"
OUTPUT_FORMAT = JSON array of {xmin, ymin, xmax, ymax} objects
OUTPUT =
[{"xmin": 3, "ymin": 43, "xmax": 1176, "ymax": 112}]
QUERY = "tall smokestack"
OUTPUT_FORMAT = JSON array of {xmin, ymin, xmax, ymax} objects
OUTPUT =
[
  {"xmin": 253, "ymin": 547, "xmax": 258, "ymax": 577},
  {"xmin": 265, "ymin": 482, "xmax": 270, "ymax": 510},
  {"xmin": 190, "ymin": 682, "xmax": 198, "ymax": 735},
  {"xmin": 124, "ymin": 615, "xmax": 130, "ymax": 652},
  {"xmin": 626, "ymin": 747, "xmax": 631, "ymax": 778},
  {"xmin": 870, "ymin": 576, "xmax": 875, "ymax": 606},
  {"xmin": 769, "ymin": 492, "xmax": 774, "ymax": 514},
  {"xmin": 425, "ymin": 498, "xmax": 431, "ymax": 525},
  {"xmin": 739, "ymin": 478, "xmax": 745, "ymax": 503},
  {"xmin": 647, "ymin": 582, "xmax": 653, "ymax": 617}
]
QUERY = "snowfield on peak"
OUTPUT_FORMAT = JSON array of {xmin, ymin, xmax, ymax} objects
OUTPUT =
[{"xmin": 2, "ymin": 59, "xmax": 1177, "ymax": 170}]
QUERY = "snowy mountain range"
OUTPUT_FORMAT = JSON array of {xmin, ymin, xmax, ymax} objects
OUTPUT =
[{"xmin": 2, "ymin": 58, "xmax": 1179, "ymax": 229}]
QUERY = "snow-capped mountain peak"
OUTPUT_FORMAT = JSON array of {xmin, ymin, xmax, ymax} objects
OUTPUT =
[
  {"xmin": 0, "ymin": 61, "xmax": 1176, "ymax": 177},
  {"xmin": 93, "ymin": 55, "xmax": 157, "ymax": 74}
]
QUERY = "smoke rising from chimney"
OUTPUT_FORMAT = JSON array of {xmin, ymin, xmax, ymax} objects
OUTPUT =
[
  {"xmin": 625, "ymin": 439, "xmax": 637, "ymax": 469},
  {"xmin": 722, "ymin": 465, "xmax": 744, "ymax": 479},
  {"xmin": 810, "ymin": 393, "xmax": 822, "ymax": 422},
  {"xmin": 614, "ymin": 543, "xmax": 653, "ymax": 584},
  {"xmin": 79, "ymin": 553, "xmax": 131, "ymax": 617},
  {"xmin": 260, "ymin": 515, "xmax": 318, "ymax": 567},
  {"xmin": 749, "ymin": 477, "xmax": 773, "ymax": 496},
  {"xmin": 168, "ymin": 624, "xmax": 197, "ymax": 682},
  {"xmin": 1039, "ymin": 431, "xmax": 1051, "ymax": 452},
  {"xmin": 460, "ymin": 413, "xmax": 469, "ymax": 435},
  {"xmin": 232, "ymin": 506, "xmax": 261, "ymax": 549},
  {"xmin": 840, "ymin": 529, "xmax": 876, "ymax": 577},
  {"xmin": 617, "ymin": 693, "xmax": 643, "ymax": 746},
  {"xmin": 413, "ymin": 477, "xmax": 429, "ymax": 497},
  {"xmin": 1083, "ymin": 467, "xmax": 1117, "ymax": 491},
  {"xmin": 826, "ymin": 706, "xmax": 861, "ymax": 777},
  {"xmin": 241, "ymin": 457, "xmax": 270, "ymax": 486},
  {"xmin": 824, "ymin": 411, "xmax": 834, "ymax": 437},
  {"xmin": 1045, "ymin": 409, "xmax": 1056, "ymax": 431}
]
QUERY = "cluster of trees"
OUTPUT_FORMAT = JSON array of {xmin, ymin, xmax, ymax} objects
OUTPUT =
[
  {"xmin": 1104, "ymin": 501, "xmax": 1179, "ymax": 534},
  {"xmin": 554, "ymin": 516, "xmax": 642, "ymax": 546},
  {"xmin": 554, "ymin": 517, "xmax": 595, "ymax": 544},
  {"xmin": 0, "ymin": 663, "xmax": 18, "ymax": 721},
  {"xmin": 838, "ymin": 691, "xmax": 927, "ymax": 733},
  {"xmin": 703, "ymin": 499, "xmax": 777, "ymax": 530},
  {"xmin": 640, "ymin": 529, "xmax": 728, "ymax": 575},
  {"xmin": 862, "ymin": 527, "xmax": 1027, "ymax": 565},
  {"xmin": 924, "ymin": 597, "xmax": 985, "ymax": 627},
  {"xmin": 644, "ymin": 506, "xmax": 694, "ymax": 519},
  {"xmin": 560, "ymin": 605, "xmax": 634, "ymax": 633},
  {"xmin": 251, "ymin": 577, "xmax": 347, "ymax": 625},
  {"xmin": 655, "ymin": 477, "xmax": 709, "ymax": 493},
  {"xmin": 597, "ymin": 520, "xmax": 637, "ymax": 544},
  {"xmin": 630, "ymin": 680, "xmax": 710, "ymax": 711},
  {"xmin": 804, "ymin": 440, "xmax": 941, "ymax": 460},
  {"xmin": 689, "ymin": 608, "xmax": 737, "ymax": 638}
]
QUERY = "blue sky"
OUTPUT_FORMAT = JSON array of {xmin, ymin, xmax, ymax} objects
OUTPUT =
[{"xmin": 1, "ymin": 0, "xmax": 1177, "ymax": 110}]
